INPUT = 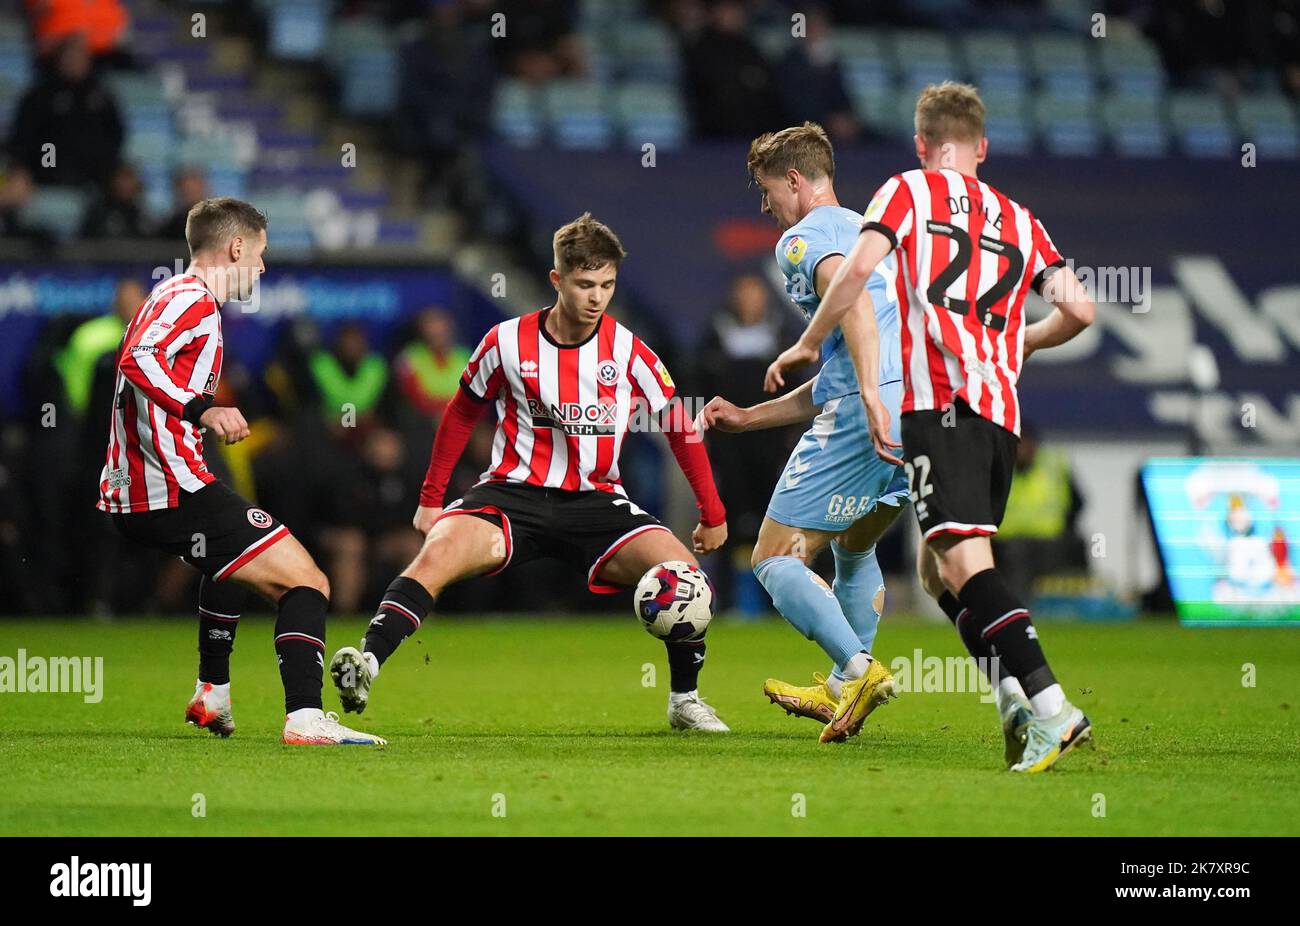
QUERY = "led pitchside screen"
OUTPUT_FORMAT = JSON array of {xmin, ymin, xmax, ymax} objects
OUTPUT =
[{"xmin": 1142, "ymin": 458, "xmax": 1300, "ymax": 626}]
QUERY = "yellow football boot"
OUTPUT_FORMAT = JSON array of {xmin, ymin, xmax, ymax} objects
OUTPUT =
[
  {"xmin": 819, "ymin": 658, "xmax": 899, "ymax": 743},
  {"xmin": 763, "ymin": 673, "xmax": 838, "ymax": 723}
]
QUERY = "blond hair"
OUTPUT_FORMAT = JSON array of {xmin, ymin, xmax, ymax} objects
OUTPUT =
[
  {"xmin": 552, "ymin": 212, "xmax": 627, "ymax": 274},
  {"xmin": 914, "ymin": 82, "xmax": 986, "ymax": 146},
  {"xmin": 747, "ymin": 121, "xmax": 835, "ymax": 182}
]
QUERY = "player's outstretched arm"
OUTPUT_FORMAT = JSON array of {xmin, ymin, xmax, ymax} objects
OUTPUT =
[
  {"xmin": 659, "ymin": 398, "xmax": 728, "ymax": 554},
  {"xmin": 695, "ymin": 379, "xmax": 819, "ymax": 433},
  {"xmin": 414, "ymin": 384, "xmax": 490, "ymax": 533},
  {"xmin": 1024, "ymin": 265, "xmax": 1097, "ymax": 360}
]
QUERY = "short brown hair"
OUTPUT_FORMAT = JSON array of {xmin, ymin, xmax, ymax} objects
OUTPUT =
[
  {"xmin": 747, "ymin": 121, "xmax": 835, "ymax": 182},
  {"xmin": 914, "ymin": 82, "xmax": 985, "ymax": 146},
  {"xmin": 552, "ymin": 212, "xmax": 627, "ymax": 274},
  {"xmin": 185, "ymin": 197, "xmax": 268, "ymax": 256}
]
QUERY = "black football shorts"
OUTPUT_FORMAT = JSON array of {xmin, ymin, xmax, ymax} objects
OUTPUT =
[
  {"xmin": 438, "ymin": 481, "xmax": 672, "ymax": 593},
  {"xmin": 900, "ymin": 400, "xmax": 1019, "ymax": 543},
  {"xmin": 110, "ymin": 481, "xmax": 289, "ymax": 581}
]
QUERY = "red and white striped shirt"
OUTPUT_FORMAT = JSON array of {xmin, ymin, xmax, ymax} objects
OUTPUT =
[
  {"xmin": 862, "ymin": 168, "xmax": 1066, "ymax": 435},
  {"xmin": 97, "ymin": 274, "xmax": 223, "ymax": 513},
  {"xmin": 461, "ymin": 307, "xmax": 676, "ymax": 494}
]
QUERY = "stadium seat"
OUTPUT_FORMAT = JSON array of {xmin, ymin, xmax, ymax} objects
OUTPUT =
[
  {"xmin": 0, "ymin": 38, "xmax": 33, "ymax": 91},
  {"xmin": 961, "ymin": 32, "xmax": 1029, "ymax": 99},
  {"xmin": 838, "ymin": 27, "xmax": 894, "ymax": 108},
  {"xmin": 610, "ymin": 21, "xmax": 680, "ymax": 83},
  {"xmin": 834, "ymin": 27, "xmax": 896, "ymax": 133},
  {"xmin": 1100, "ymin": 92, "xmax": 1168, "ymax": 156},
  {"xmin": 982, "ymin": 93, "xmax": 1034, "ymax": 155},
  {"xmin": 137, "ymin": 164, "xmax": 172, "ymax": 219},
  {"xmin": 106, "ymin": 72, "xmax": 171, "ymax": 107},
  {"xmin": 265, "ymin": 0, "xmax": 330, "ymax": 60},
  {"xmin": 848, "ymin": 84, "xmax": 897, "ymax": 134},
  {"xmin": 491, "ymin": 80, "xmax": 544, "ymax": 148},
  {"xmin": 578, "ymin": 0, "xmax": 645, "ymax": 33},
  {"xmin": 1168, "ymin": 90, "xmax": 1235, "ymax": 158},
  {"xmin": 831, "ymin": 27, "xmax": 891, "ymax": 65},
  {"xmin": 543, "ymin": 80, "xmax": 613, "ymax": 150},
  {"xmin": 1033, "ymin": 92, "xmax": 1101, "ymax": 156},
  {"xmin": 1096, "ymin": 26, "xmax": 1165, "ymax": 96},
  {"xmin": 1027, "ymin": 33, "xmax": 1095, "ymax": 97},
  {"xmin": 613, "ymin": 82, "xmax": 687, "ymax": 150},
  {"xmin": 124, "ymin": 127, "xmax": 178, "ymax": 169},
  {"xmin": 205, "ymin": 165, "xmax": 250, "ymax": 200},
  {"xmin": 1235, "ymin": 94, "xmax": 1300, "ymax": 159},
  {"xmin": 252, "ymin": 190, "xmax": 316, "ymax": 253},
  {"xmin": 16, "ymin": 187, "xmax": 89, "ymax": 242},
  {"xmin": 326, "ymin": 18, "xmax": 400, "ymax": 117},
  {"xmin": 894, "ymin": 29, "xmax": 960, "ymax": 91}
]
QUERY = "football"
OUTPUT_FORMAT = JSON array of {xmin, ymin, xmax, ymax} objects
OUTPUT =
[{"xmin": 634, "ymin": 561, "xmax": 714, "ymax": 641}]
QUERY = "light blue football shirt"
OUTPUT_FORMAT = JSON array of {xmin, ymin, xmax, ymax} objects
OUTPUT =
[{"xmin": 775, "ymin": 204, "xmax": 902, "ymax": 405}]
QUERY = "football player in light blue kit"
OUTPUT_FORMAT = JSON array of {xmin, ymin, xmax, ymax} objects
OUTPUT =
[{"xmin": 698, "ymin": 122, "xmax": 907, "ymax": 741}]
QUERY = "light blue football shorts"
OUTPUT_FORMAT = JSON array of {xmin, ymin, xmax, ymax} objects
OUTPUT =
[{"xmin": 765, "ymin": 379, "xmax": 909, "ymax": 533}]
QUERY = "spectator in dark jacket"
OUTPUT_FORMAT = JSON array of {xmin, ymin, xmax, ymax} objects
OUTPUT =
[
  {"xmin": 777, "ymin": 6, "xmax": 861, "ymax": 143},
  {"xmin": 681, "ymin": 1, "xmax": 783, "ymax": 139},
  {"xmin": 8, "ymin": 33, "xmax": 123, "ymax": 190}
]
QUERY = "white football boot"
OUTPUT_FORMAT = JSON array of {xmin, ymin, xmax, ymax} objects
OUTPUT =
[
  {"xmin": 668, "ymin": 692, "xmax": 730, "ymax": 732},
  {"xmin": 185, "ymin": 680, "xmax": 235, "ymax": 737},
  {"xmin": 282, "ymin": 708, "xmax": 387, "ymax": 745}
]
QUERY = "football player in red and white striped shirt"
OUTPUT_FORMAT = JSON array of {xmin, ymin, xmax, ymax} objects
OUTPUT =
[
  {"xmin": 330, "ymin": 214, "xmax": 732, "ymax": 732},
  {"xmin": 99, "ymin": 197, "xmax": 384, "ymax": 746},
  {"xmin": 768, "ymin": 83, "xmax": 1097, "ymax": 772}
]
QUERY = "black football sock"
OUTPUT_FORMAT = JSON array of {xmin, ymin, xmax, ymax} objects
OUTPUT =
[
  {"xmin": 274, "ymin": 586, "xmax": 328, "ymax": 714},
  {"xmin": 363, "ymin": 576, "xmax": 436, "ymax": 667},
  {"xmin": 936, "ymin": 590, "xmax": 964, "ymax": 624},
  {"xmin": 197, "ymin": 576, "xmax": 246, "ymax": 685},
  {"xmin": 665, "ymin": 639, "xmax": 706, "ymax": 694},
  {"xmin": 937, "ymin": 588, "xmax": 999, "ymax": 681},
  {"xmin": 957, "ymin": 568, "xmax": 1057, "ymax": 698}
]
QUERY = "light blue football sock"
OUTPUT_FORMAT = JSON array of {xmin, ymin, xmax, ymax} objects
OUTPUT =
[
  {"xmin": 753, "ymin": 555, "xmax": 864, "ymax": 670},
  {"xmin": 828, "ymin": 541, "xmax": 886, "ymax": 681}
]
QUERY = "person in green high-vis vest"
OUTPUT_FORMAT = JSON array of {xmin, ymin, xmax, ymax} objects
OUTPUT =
[
  {"xmin": 55, "ymin": 278, "xmax": 145, "ymax": 416},
  {"xmin": 993, "ymin": 424, "xmax": 1087, "ymax": 602},
  {"xmin": 308, "ymin": 322, "xmax": 390, "ymax": 427},
  {"xmin": 394, "ymin": 307, "xmax": 470, "ymax": 420}
]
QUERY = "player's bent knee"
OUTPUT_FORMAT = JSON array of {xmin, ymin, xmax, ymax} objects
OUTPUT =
[{"xmin": 306, "ymin": 567, "xmax": 330, "ymax": 600}]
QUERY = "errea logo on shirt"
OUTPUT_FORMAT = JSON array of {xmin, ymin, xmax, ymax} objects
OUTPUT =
[{"xmin": 520, "ymin": 360, "xmax": 539, "ymax": 378}]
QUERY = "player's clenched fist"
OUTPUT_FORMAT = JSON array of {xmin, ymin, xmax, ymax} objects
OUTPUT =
[
  {"xmin": 199, "ymin": 406, "xmax": 250, "ymax": 444},
  {"xmin": 695, "ymin": 396, "xmax": 750, "ymax": 433},
  {"xmin": 692, "ymin": 520, "xmax": 727, "ymax": 555},
  {"xmin": 412, "ymin": 505, "xmax": 442, "ymax": 534}
]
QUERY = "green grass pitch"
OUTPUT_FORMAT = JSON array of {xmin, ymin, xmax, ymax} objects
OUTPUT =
[{"xmin": 1, "ymin": 615, "xmax": 1297, "ymax": 836}]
